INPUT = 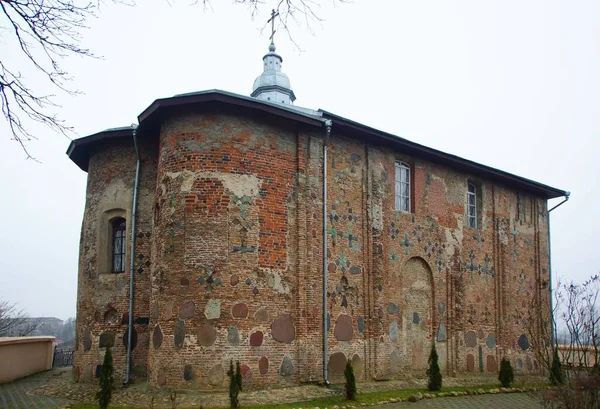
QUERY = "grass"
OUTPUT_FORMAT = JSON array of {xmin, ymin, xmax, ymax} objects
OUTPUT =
[{"xmin": 67, "ymin": 382, "xmax": 548, "ymax": 409}]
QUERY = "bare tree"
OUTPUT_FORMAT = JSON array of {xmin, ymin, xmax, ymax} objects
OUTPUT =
[
  {"xmin": 519, "ymin": 276, "xmax": 556, "ymax": 377},
  {"xmin": 1, "ymin": 0, "xmax": 348, "ymax": 159},
  {"xmin": 0, "ymin": 299, "xmax": 39, "ymax": 336}
]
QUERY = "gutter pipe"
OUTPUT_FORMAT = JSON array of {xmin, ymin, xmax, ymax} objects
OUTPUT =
[
  {"xmin": 322, "ymin": 119, "xmax": 332, "ymax": 386},
  {"xmin": 547, "ymin": 191, "xmax": 570, "ymax": 346},
  {"xmin": 125, "ymin": 124, "xmax": 141, "ymax": 386}
]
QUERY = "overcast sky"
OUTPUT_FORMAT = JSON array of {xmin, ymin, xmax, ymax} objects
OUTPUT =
[{"xmin": 0, "ymin": 0, "xmax": 598, "ymax": 320}]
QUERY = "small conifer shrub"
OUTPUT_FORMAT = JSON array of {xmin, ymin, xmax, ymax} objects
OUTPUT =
[
  {"xmin": 550, "ymin": 348, "xmax": 564, "ymax": 385},
  {"xmin": 227, "ymin": 360, "xmax": 243, "ymax": 408},
  {"xmin": 498, "ymin": 357, "xmax": 515, "ymax": 387},
  {"xmin": 344, "ymin": 359, "xmax": 357, "ymax": 400},
  {"xmin": 426, "ymin": 343, "xmax": 443, "ymax": 391},
  {"xmin": 96, "ymin": 346, "xmax": 114, "ymax": 409}
]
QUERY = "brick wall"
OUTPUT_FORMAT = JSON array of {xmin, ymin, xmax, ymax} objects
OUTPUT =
[{"xmin": 73, "ymin": 108, "xmax": 550, "ymax": 388}]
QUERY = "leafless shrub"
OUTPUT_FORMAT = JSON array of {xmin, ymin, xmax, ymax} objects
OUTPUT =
[{"xmin": 0, "ymin": 299, "xmax": 38, "ymax": 336}]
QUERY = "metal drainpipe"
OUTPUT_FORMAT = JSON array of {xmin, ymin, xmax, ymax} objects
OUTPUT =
[
  {"xmin": 547, "ymin": 192, "xmax": 570, "ymax": 347},
  {"xmin": 125, "ymin": 124, "xmax": 141, "ymax": 387},
  {"xmin": 322, "ymin": 119, "xmax": 332, "ymax": 386}
]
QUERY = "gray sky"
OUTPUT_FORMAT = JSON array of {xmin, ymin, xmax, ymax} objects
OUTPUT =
[{"xmin": 0, "ymin": 0, "xmax": 598, "ymax": 320}]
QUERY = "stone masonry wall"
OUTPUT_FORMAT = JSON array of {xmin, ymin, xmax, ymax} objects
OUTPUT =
[
  {"xmin": 74, "ymin": 108, "xmax": 550, "ymax": 389},
  {"xmin": 73, "ymin": 138, "xmax": 157, "ymax": 383}
]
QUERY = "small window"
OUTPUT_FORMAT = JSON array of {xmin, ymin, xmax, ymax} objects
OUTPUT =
[
  {"xmin": 395, "ymin": 161, "xmax": 411, "ymax": 212},
  {"xmin": 112, "ymin": 218, "xmax": 126, "ymax": 273},
  {"xmin": 467, "ymin": 183, "xmax": 477, "ymax": 228}
]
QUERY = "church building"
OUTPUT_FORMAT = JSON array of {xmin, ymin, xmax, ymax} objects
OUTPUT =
[{"xmin": 67, "ymin": 31, "xmax": 567, "ymax": 388}]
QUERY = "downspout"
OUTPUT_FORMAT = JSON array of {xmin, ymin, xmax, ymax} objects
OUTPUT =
[
  {"xmin": 125, "ymin": 124, "xmax": 141, "ymax": 387},
  {"xmin": 548, "ymin": 191, "xmax": 570, "ymax": 347},
  {"xmin": 322, "ymin": 119, "xmax": 332, "ymax": 386}
]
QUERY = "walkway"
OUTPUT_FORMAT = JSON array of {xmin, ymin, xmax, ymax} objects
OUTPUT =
[
  {"xmin": 380, "ymin": 393, "xmax": 542, "ymax": 409},
  {"xmin": 0, "ymin": 368, "xmax": 71, "ymax": 409}
]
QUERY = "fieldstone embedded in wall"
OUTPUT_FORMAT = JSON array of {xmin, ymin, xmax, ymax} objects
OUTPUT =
[
  {"xmin": 205, "ymin": 299, "xmax": 221, "ymax": 320},
  {"xmin": 122, "ymin": 327, "xmax": 137, "ymax": 350},
  {"xmin": 388, "ymin": 303, "xmax": 400, "ymax": 314},
  {"xmin": 465, "ymin": 331, "xmax": 477, "ymax": 347},
  {"xmin": 82, "ymin": 327, "xmax": 92, "ymax": 351},
  {"xmin": 104, "ymin": 306, "xmax": 118, "ymax": 324},
  {"xmin": 334, "ymin": 314, "xmax": 353, "ymax": 341},
  {"xmin": 280, "ymin": 356, "xmax": 293, "ymax": 376},
  {"xmin": 153, "ymin": 325, "xmax": 163, "ymax": 349},
  {"xmin": 271, "ymin": 313, "xmax": 295, "ymax": 343},
  {"xmin": 249, "ymin": 331, "xmax": 263, "ymax": 346},
  {"xmin": 328, "ymin": 352, "xmax": 347, "ymax": 376},
  {"xmin": 437, "ymin": 323, "xmax": 447, "ymax": 342},
  {"xmin": 259, "ymin": 356, "xmax": 269, "ymax": 374},
  {"xmin": 232, "ymin": 303, "xmax": 249, "ymax": 318},
  {"xmin": 99, "ymin": 332, "xmax": 115, "ymax": 348},
  {"xmin": 178, "ymin": 300, "xmax": 195, "ymax": 319},
  {"xmin": 389, "ymin": 321, "xmax": 399, "ymax": 342},
  {"xmin": 467, "ymin": 354, "xmax": 475, "ymax": 372},
  {"xmin": 486, "ymin": 355, "xmax": 497, "ymax": 372},
  {"xmin": 157, "ymin": 368, "xmax": 167, "ymax": 386},
  {"xmin": 255, "ymin": 308, "xmax": 269, "ymax": 322},
  {"xmin": 184, "ymin": 364, "xmax": 195, "ymax": 381},
  {"xmin": 516, "ymin": 358, "xmax": 523, "ymax": 372},
  {"xmin": 208, "ymin": 364, "xmax": 224, "ymax": 386},
  {"xmin": 390, "ymin": 349, "xmax": 402, "ymax": 374},
  {"xmin": 518, "ymin": 334, "xmax": 529, "ymax": 351},
  {"xmin": 174, "ymin": 320, "xmax": 185, "ymax": 348},
  {"xmin": 197, "ymin": 323, "xmax": 217, "ymax": 346},
  {"xmin": 352, "ymin": 354, "xmax": 362, "ymax": 376},
  {"xmin": 526, "ymin": 356, "xmax": 533, "ymax": 371},
  {"xmin": 133, "ymin": 365, "xmax": 147, "ymax": 379},
  {"xmin": 241, "ymin": 364, "xmax": 252, "ymax": 383},
  {"xmin": 228, "ymin": 326, "xmax": 240, "ymax": 345}
]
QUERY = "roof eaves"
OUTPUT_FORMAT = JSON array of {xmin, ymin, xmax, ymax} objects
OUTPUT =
[
  {"xmin": 67, "ymin": 127, "xmax": 134, "ymax": 172},
  {"xmin": 319, "ymin": 109, "xmax": 568, "ymax": 199},
  {"xmin": 138, "ymin": 89, "xmax": 325, "ymax": 130}
]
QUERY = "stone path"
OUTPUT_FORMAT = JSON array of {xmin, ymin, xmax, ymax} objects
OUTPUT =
[
  {"xmin": 377, "ymin": 393, "xmax": 542, "ymax": 409},
  {"xmin": 0, "ymin": 367, "xmax": 547, "ymax": 409},
  {"xmin": 0, "ymin": 368, "xmax": 71, "ymax": 409}
]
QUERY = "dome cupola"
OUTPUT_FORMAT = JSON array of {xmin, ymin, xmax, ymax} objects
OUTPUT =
[{"xmin": 251, "ymin": 42, "xmax": 296, "ymax": 105}]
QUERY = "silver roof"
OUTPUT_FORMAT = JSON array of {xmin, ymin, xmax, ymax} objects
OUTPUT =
[{"xmin": 251, "ymin": 43, "xmax": 296, "ymax": 105}]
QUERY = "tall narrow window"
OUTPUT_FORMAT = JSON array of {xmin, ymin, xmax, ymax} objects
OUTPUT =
[
  {"xmin": 395, "ymin": 161, "xmax": 411, "ymax": 212},
  {"xmin": 112, "ymin": 218, "xmax": 126, "ymax": 273},
  {"xmin": 467, "ymin": 183, "xmax": 477, "ymax": 228}
]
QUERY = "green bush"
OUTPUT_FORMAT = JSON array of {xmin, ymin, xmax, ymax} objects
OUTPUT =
[
  {"xmin": 550, "ymin": 348, "xmax": 564, "ymax": 385},
  {"xmin": 498, "ymin": 357, "xmax": 515, "ymax": 387},
  {"xmin": 344, "ymin": 359, "xmax": 357, "ymax": 400},
  {"xmin": 95, "ymin": 346, "xmax": 114, "ymax": 409},
  {"xmin": 426, "ymin": 344, "xmax": 442, "ymax": 391},
  {"xmin": 227, "ymin": 360, "xmax": 243, "ymax": 408}
]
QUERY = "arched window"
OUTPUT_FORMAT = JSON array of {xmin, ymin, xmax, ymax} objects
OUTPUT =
[
  {"xmin": 395, "ymin": 161, "xmax": 411, "ymax": 212},
  {"xmin": 112, "ymin": 218, "xmax": 126, "ymax": 273}
]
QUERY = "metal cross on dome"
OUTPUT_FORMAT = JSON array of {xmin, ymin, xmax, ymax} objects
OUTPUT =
[{"xmin": 268, "ymin": 9, "xmax": 279, "ymax": 44}]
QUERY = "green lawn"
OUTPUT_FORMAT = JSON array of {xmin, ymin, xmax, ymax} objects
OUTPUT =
[{"xmin": 68, "ymin": 382, "xmax": 546, "ymax": 409}]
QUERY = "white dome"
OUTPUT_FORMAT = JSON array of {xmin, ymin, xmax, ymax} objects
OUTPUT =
[{"xmin": 250, "ymin": 44, "xmax": 296, "ymax": 104}]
